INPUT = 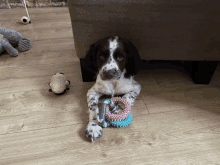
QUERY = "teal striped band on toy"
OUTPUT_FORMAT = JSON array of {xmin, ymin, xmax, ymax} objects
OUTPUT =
[
  {"xmin": 103, "ymin": 99, "xmax": 115, "ymax": 109},
  {"xmin": 103, "ymin": 112, "xmax": 132, "ymax": 128}
]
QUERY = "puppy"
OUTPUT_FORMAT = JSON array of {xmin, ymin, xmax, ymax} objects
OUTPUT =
[{"xmin": 83, "ymin": 36, "xmax": 142, "ymax": 141}]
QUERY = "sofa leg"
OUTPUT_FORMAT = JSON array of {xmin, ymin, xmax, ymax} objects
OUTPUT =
[
  {"xmin": 191, "ymin": 61, "xmax": 219, "ymax": 84},
  {"xmin": 80, "ymin": 58, "xmax": 96, "ymax": 82}
]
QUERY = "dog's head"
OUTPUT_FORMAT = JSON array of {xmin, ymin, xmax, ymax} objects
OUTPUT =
[{"xmin": 83, "ymin": 36, "xmax": 142, "ymax": 80}]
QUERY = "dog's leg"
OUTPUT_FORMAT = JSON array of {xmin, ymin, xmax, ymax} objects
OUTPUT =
[
  {"xmin": 122, "ymin": 81, "xmax": 141, "ymax": 107},
  {"xmin": 85, "ymin": 87, "xmax": 103, "ymax": 142}
]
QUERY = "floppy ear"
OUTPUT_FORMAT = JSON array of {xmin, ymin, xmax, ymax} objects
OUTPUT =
[
  {"xmin": 124, "ymin": 40, "xmax": 142, "ymax": 77},
  {"xmin": 82, "ymin": 43, "xmax": 99, "ymax": 74}
]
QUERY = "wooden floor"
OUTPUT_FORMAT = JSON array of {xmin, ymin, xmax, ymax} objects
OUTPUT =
[{"xmin": 1, "ymin": 7, "xmax": 220, "ymax": 165}]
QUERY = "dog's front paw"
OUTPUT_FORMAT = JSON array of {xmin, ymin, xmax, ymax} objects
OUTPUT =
[
  {"xmin": 85, "ymin": 122, "xmax": 103, "ymax": 142},
  {"xmin": 122, "ymin": 94, "xmax": 134, "ymax": 107}
]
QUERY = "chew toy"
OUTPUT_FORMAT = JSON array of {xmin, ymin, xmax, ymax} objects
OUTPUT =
[
  {"xmin": 21, "ymin": 0, "xmax": 31, "ymax": 24},
  {"xmin": 48, "ymin": 73, "xmax": 70, "ymax": 95},
  {"xmin": 0, "ymin": 27, "xmax": 31, "ymax": 56},
  {"xmin": 99, "ymin": 97, "xmax": 132, "ymax": 128}
]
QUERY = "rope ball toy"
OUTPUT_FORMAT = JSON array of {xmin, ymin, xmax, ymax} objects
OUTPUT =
[{"xmin": 99, "ymin": 97, "xmax": 132, "ymax": 128}]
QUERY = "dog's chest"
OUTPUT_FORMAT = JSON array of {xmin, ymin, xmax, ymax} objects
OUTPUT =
[{"xmin": 94, "ymin": 77, "xmax": 134, "ymax": 95}]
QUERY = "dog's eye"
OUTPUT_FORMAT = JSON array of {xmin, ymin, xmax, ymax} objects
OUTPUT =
[
  {"xmin": 115, "ymin": 53, "xmax": 124, "ymax": 61},
  {"xmin": 117, "ymin": 56, "xmax": 124, "ymax": 61},
  {"xmin": 99, "ymin": 55, "xmax": 106, "ymax": 60},
  {"xmin": 99, "ymin": 52, "xmax": 108, "ymax": 60}
]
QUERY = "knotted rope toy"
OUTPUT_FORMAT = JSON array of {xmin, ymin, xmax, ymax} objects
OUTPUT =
[{"xmin": 99, "ymin": 97, "xmax": 132, "ymax": 128}]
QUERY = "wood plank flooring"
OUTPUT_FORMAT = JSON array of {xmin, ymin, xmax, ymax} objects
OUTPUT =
[{"xmin": 0, "ymin": 7, "xmax": 220, "ymax": 165}]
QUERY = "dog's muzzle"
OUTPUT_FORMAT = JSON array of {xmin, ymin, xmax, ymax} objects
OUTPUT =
[{"xmin": 101, "ymin": 68, "xmax": 121, "ymax": 80}]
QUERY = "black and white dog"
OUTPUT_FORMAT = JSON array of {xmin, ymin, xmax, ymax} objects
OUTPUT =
[{"xmin": 83, "ymin": 36, "xmax": 142, "ymax": 142}]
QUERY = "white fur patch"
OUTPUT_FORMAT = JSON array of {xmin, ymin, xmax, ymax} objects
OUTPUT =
[
  {"xmin": 100, "ymin": 36, "xmax": 120, "ymax": 72},
  {"xmin": 105, "ymin": 59, "xmax": 119, "ymax": 71},
  {"xmin": 109, "ymin": 36, "xmax": 118, "ymax": 56},
  {"xmin": 95, "ymin": 69, "xmax": 138, "ymax": 96}
]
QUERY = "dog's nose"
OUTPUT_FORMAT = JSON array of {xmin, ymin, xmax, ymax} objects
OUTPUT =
[
  {"xmin": 102, "ymin": 69, "xmax": 117, "ymax": 80},
  {"xmin": 108, "ymin": 69, "xmax": 117, "ymax": 76}
]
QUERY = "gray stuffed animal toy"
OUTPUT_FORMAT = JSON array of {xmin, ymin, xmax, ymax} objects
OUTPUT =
[{"xmin": 0, "ymin": 27, "xmax": 31, "ymax": 56}]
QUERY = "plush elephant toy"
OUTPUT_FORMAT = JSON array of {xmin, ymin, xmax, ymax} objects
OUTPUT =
[{"xmin": 0, "ymin": 27, "xmax": 31, "ymax": 56}]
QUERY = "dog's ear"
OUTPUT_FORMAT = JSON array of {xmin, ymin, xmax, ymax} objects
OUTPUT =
[
  {"xmin": 82, "ymin": 43, "xmax": 99, "ymax": 74},
  {"xmin": 124, "ymin": 40, "xmax": 142, "ymax": 78}
]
